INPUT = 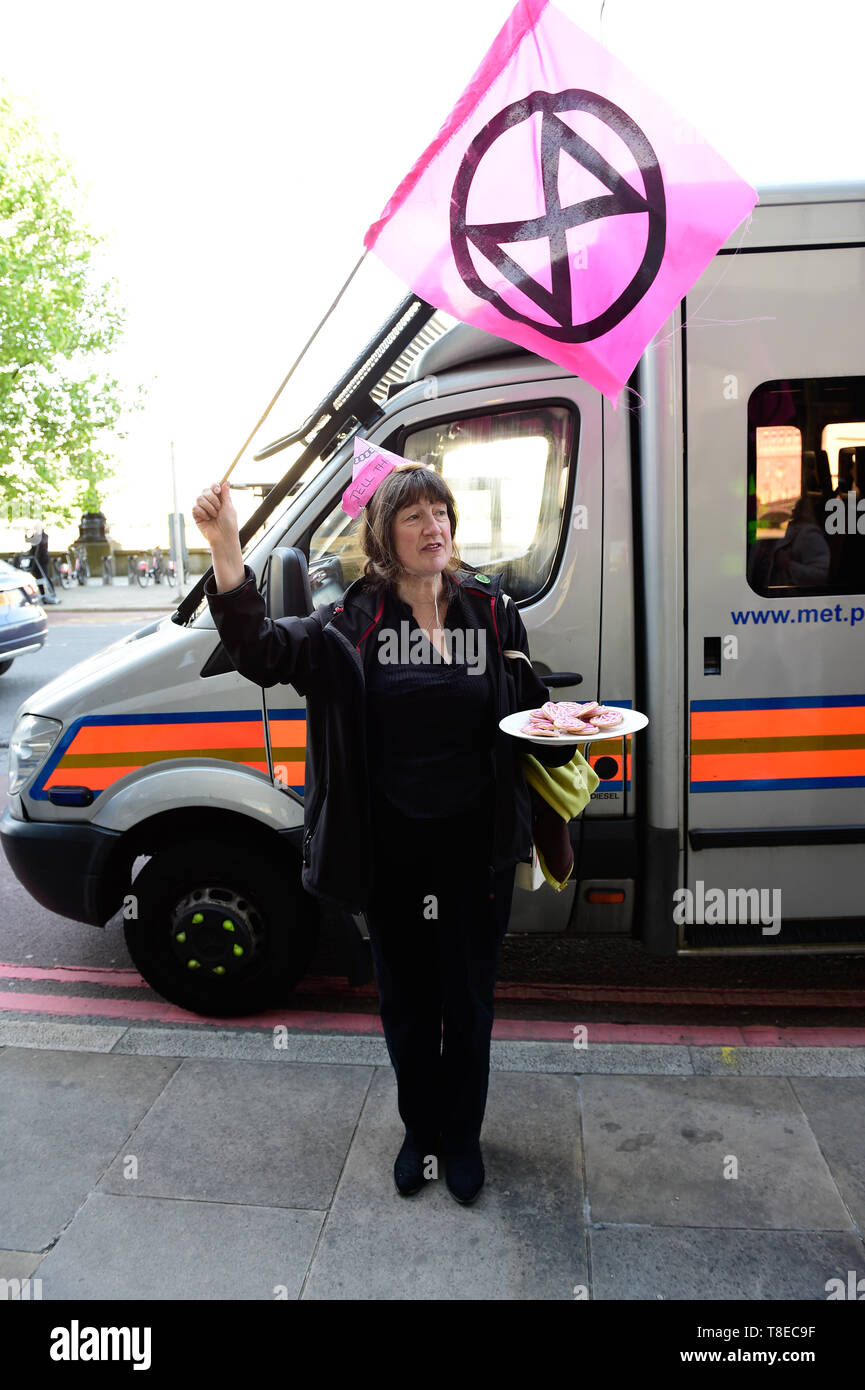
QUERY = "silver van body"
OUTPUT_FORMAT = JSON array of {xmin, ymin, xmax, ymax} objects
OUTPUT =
[{"xmin": 3, "ymin": 181, "xmax": 863, "ymax": 1012}]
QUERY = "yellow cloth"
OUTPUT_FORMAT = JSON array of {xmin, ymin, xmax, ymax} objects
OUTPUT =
[
  {"xmin": 520, "ymin": 749, "xmax": 600, "ymax": 891},
  {"xmin": 522, "ymin": 748, "xmax": 599, "ymax": 821}
]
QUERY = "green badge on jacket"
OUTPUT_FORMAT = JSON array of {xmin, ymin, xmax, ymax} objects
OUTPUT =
[{"xmin": 474, "ymin": 573, "xmax": 490, "ymax": 583}]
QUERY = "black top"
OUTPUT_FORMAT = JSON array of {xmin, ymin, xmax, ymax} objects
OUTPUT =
[{"xmin": 365, "ymin": 577, "xmax": 496, "ymax": 819}]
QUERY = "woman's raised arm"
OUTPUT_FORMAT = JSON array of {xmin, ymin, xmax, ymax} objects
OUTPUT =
[
  {"xmin": 193, "ymin": 479, "xmax": 329, "ymax": 694},
  {"xmin": 192, "ymin": 480, "xmax": 245, "ymax": 593}
]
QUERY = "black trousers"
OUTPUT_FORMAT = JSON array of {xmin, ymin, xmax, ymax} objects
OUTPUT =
[{"xmin": 365, "ymin": 790, "xmax": 516, "ymax": 1155}]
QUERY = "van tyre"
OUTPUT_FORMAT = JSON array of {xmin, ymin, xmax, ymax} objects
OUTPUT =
[{"xmin": 123, "ymin": 839, "xmax": 319, "ymax": 1017}]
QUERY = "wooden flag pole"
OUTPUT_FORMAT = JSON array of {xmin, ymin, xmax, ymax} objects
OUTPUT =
[{"xmin": 220, "ymin": 249, "xmax": 369, "ymax": 485}]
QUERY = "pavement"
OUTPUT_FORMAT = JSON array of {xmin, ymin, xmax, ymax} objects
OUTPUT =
[
  {"xmin": 7, "ymin": 574, "xmax": 864, "ymax": 1303},
  {"xmin": 39, "ymin": 575, "xmax": 191, "ymax": 612},
  {"xmin": 0, "ymin": 1014, "xmax": 863, "ymax": 1301}
]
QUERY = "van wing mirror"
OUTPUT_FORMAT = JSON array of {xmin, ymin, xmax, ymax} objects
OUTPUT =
[
  {"xmin": 539, "ymin": 671, "xmax": 583, "ymax": 688},
  {"xmin": 264, "ymin": 546, "xmax": 314, "ymax": 620}
]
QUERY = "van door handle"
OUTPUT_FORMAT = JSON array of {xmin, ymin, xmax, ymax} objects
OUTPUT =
[{"xmin": 538, "ymin": 670, "xmax": 583, "ymax": 687}]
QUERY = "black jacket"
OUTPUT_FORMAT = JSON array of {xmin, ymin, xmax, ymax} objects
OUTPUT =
[{"xmin": 205, "ymin": 563, "xmax": 573, "ymax": 914}]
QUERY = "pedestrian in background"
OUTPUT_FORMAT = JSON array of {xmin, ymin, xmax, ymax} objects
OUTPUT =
[{"xmin": 26, "ymin": 524, "xmax": 59, "ymax": 603}]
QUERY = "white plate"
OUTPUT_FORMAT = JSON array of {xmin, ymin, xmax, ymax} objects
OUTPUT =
[{"xmin": 500, "ymin": 706, "xmax": 649, "ymax": 746}]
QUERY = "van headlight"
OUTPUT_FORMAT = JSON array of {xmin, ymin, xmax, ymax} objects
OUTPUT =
[{"xmin": 8, "ymin": 714, "xmax": 63, "ymax": 795}]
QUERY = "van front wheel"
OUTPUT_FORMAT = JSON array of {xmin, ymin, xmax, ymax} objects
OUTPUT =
[{"xmin": 123, "ymin": 839, "xmax": 319, "ymax": 1017}]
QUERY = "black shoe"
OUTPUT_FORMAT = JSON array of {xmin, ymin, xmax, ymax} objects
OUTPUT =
[
  {"xmin": 445, "ymin": 1143, "xmax": 485, "ymax": 1204},
  {"xmin": 393, "ymin": 1134, "xmax": 437, "ymax": 1197}
]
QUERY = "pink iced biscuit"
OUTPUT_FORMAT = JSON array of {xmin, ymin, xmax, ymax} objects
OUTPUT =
[
  {"xmin": 551, "ymin": 703, "xmax": 582, "ymax": 722},
  {"xmin": 521, "ymin": 722, "xmax": 561, "ymax": 737},
  {"xmin": 541, "ymin": 702, "xmax": 560, "ymax": 721},
  {"xmin": 554, "ymin": 724, "xmax": 588, "ymax": 736},
  {"xmin": 590, "ymin": 708, "xmax": 624, "ymax": 728},
  {"xmin": 552, "ymin": 710, "xmax": 584, "ymax": 729},
  {"xmin": 576, "ymin": 701, "xmax": 600, "ymax": 717}
]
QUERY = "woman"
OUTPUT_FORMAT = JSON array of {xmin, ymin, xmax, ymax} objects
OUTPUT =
[{"xmin": 193, "ymin": 462, "xmax": 573, "ymax": 1205}]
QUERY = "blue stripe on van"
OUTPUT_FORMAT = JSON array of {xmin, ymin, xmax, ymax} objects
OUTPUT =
[
  {"xmin": 692, "ymin": 695, "xmax": 865, "ymax": 712},
  {"xmin": 692, "ymin": 776, "xmax": 865, "ymax": 792},
  {"xmin": 53, "ymin": 710, "xmax": 269, "ymax": 724},
  {"xmin": 32, "ymin": 710, "xmax": 272, "ymax": 801}
]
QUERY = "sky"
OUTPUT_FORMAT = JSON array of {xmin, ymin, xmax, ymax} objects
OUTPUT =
[{"xmin": 1, "ymin": 0, "xmax": 863, "ymax": 549}]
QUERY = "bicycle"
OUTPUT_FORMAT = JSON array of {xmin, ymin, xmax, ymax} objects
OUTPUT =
[
  {"xmin": 53, "ymin": 555, "xmax": 71, "ymax": 588},
  {"xmin": 134, "ymin": 550, "xmax": 163, "ymax": 587},
  {"xmin": 71, "ymin": 545, "xmax": 89, "ymax": 586}
]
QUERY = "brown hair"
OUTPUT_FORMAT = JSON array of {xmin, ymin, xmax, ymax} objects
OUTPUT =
[{"xmin": 359, "ymin": 463, "xmax": 463, "ymax": 591}]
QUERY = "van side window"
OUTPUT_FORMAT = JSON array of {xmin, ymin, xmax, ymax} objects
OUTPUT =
[
  {"xmin": 747, "ymin": 378, "xmax": 865, "ymax": 597},
  {"xmin": 401, "ymin": 405, "xmax": 576, "ymax": 601},
  {"xmin": 307, "ymin": 504, "xmax": 364, "ymax": 609}
]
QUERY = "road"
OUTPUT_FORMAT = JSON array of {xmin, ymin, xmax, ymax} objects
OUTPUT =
[
  {"xmin": 0, "ymin": 612, "xmax": 162, "ymax": 970},
  {"xmin": 0, "ymin": 610, "xmax": 161, "ymax": 740},
  {"xmin": 0, "ymin": 612, "xmax": 863, "ymax": 1029}
]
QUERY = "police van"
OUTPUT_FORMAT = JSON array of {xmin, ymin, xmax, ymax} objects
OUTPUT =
[{"xmin": 3, "ymin": 181, "xmax": 864, "ymax": 1015}]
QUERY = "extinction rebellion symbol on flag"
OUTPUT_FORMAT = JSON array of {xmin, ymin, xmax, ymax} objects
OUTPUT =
[
  {"xmin": 365, "ymin": 0, "xmax": 757, "ymax": 403},
  {"xmin": 450, "ymin": 90, "xmax": 667, "ymax": 344}
]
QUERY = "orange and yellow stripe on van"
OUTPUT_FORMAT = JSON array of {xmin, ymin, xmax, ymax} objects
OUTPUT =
[
  {"xmin": 690, "ymin": 696, "xmax": 865, "ymax": 791},
  {"xmin": 32, "ymin": 710, "xmax": 306, "ymax": 801},
  {"xmin": 268, "ymin": 713, "xmax": 307, "ymax": 792},
  {"xmin": 584, "ymin": 740, "xmax": 632, "ymax": 791},
  {"xmin": 582, "ymin": 701, "xmax": 632, "ymax": 792}
]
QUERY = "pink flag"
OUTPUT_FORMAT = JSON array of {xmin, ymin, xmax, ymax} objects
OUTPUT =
[
  {"xmin": 364, "ymin": 0, "xmax": 758, "ymax": 403},
  {"xmin": 341, "ymin": 437, "xmax": 413, "ymax": 517}
]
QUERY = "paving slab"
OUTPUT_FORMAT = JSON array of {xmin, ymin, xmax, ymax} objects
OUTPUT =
[
  {"xmin": 34, "ymin": 1192, "xmax": 322, "ymax": 1300},
  {"xmin": 580, "ymin": 1075, "xmax": 855, "ymax": 1231},
  {"xmin": 690, "ymin": 1045, "xmax": 865, "ymax": 1077},
  {"xmin": 590, "ymin": 1226, "xmax": 865, "ymax": 1300},
  {"xmin": 789, "ymin": 1078, "xmax": 865, "ymax": 1231},
  {"xmin": 111, "ymin": 1025, "xmax": 390, "ymax": 1066},
  {"xmin": 0, "ymin": 1250, "xmax": 44, "ymax": 1282},
  {"xmin": 0, "ymin": 1048, "xmax": 179, "ymax": 1252},
  {"xmin": 0, "ymin": 1021, "xmax": 129, "ymax": 1052},
  {"xmin": 302, "ymin": 1068, "xmax": 584, "ymax": 1300},
  {"xmin": 494, "ymin": 1039, "xmax": 695, "ymax": 1073},
  {"xmin": 96, "ymin": 1058, "xmax": 374, "ymax": 1210}
]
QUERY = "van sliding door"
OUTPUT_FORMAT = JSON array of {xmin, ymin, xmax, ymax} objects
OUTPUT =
[{"xmin": 685, "ymin": 234, "xmax": 865, "ymax": 947}]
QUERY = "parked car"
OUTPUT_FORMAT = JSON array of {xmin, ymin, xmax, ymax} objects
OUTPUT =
[{"xmin": 0, "ymin": 559, "xmax": 48, "ymax": 675}]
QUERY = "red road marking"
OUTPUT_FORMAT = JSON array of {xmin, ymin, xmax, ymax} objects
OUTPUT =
[
  {"xmin": 3, "ymin": 963, "xmax": 864, "ymax": 1010},
  {"xmin": 1, "ymin": 989, "xmax": 865, "ymax": 1045},
  {"xmin": 0, "ymin": 990, "xmax": 383, "ymax": 1031},
  {"xmin": 0, "ymin": 964, "xmax": 145, "ymax": 987}
]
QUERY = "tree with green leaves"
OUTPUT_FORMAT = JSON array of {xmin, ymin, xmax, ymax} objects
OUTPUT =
[{"xmin": 0, "ymin": 86, "xmax": 138, "ymax": 526}]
